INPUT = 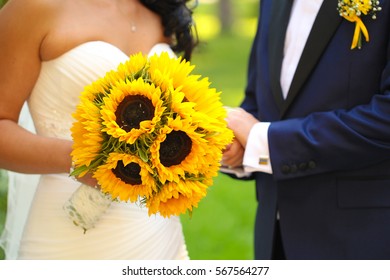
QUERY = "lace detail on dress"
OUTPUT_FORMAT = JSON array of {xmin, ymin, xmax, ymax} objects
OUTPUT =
[{"xmin": 33, "ymin": 118, "xmax": 73, "ymax": 139}]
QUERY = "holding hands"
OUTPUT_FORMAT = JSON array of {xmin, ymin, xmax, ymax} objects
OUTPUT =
[{"xmin": 222, "ymin": 107, "xmax": 260, "ymax": 168}]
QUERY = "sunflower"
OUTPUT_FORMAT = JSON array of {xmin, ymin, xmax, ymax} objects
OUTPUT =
[
  {"xmin": 93, "ymin": 152, "xmax": 157, "ymax": 202},
  {"xmin": 100, "ymin": 78, "xmax": 165, "ymax": 144},
  {"xmin": 148, "ymin": 52, "xmax": 195, "ymax": 94},
  {"xmin": 150, "ymin": 116, "xmax": 210, "ymax": 184},
  {"xmin": 146, "ymin": 180, "xmax": 208, "ymax": 217},
  {"xmin": 117, "ymin": 52, "xmax": 148, "ymax": 80},
  {"xmin": 71, "ymin": 97, "xmax": 104, "ymax": 175}
]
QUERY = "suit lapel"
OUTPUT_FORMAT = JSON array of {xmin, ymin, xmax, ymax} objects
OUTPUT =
[
  {"xmin": 280, "ymin": 0, "xmax": 342, "ymax": 117},
  {"xmin": 268, "ymin": 0, "xmax": 294, "ymax": 111}
]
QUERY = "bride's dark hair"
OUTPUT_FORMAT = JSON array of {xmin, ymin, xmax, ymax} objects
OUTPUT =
[{"xmin": 140, "ymin": 0, "xmax": 198, "ymax": 61}]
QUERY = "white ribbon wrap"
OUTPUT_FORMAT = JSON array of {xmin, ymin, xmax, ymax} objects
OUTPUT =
[{"xmin": 63, "ymin": 184, "xmax": 112, "ymax": 233}]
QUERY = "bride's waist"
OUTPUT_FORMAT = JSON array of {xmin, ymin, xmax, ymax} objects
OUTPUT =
[{"xmin": 37, "ymin": 173, "xmax": 80, "ymax": 192}]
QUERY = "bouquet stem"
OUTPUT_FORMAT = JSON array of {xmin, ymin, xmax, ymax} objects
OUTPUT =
[{"xmin": 63, "ymin": 184, "xmax": 112, "ymax": 233}]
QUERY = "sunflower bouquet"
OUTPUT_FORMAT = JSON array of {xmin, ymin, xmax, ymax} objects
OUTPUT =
[{"xmin": 63, "ymin": 52, "xmax": 233, "ymax": 231}]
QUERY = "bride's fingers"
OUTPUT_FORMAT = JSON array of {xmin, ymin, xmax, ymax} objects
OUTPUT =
[
  {"xmin": 74, "ymin": 172, "xmax": 99, "ymax": 188},
  {"xmin": 222, "ymin": 140, "xmax": 244, "ymax": 168}
]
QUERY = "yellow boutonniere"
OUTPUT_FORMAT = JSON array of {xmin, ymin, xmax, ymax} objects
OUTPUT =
[{"xmin": 338, "ymin": 0, "xmax": 381, "ymax": 49}]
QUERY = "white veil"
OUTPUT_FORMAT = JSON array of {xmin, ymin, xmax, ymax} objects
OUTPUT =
[{"xmin": 0, "ymin": 103, "xmax": 39, "ymax": 259}]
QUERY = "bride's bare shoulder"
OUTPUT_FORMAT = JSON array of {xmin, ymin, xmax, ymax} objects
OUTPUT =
[
  {"xmin": 1, "ymin": 0, "xmax": 62, "ymax": 14},
  {"xmin": 0, "ymin": 0, "xmax": 62, "ymax": 30},
  {"xmin": 0, "ymin": 0, "xmax": 68, "ymax": 53}
]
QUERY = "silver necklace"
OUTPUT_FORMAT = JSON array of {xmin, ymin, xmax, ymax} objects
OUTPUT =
[{"xmin": 130, "ymin": 21, "xmax": 136, "ymax": 32}]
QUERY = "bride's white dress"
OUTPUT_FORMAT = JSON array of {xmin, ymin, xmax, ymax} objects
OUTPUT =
[{"xmin": 0, "ymin": 41, "xmax": 189, "ymax": 260}]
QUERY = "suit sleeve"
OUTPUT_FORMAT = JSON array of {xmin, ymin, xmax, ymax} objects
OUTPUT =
[{"xmin": 268, "ymin": 62, "xmax": 390, "ymax": 180}]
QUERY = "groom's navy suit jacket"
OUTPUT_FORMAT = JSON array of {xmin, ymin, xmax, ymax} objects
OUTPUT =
[{"xmin": 242, "ymin": 0, "xmax": 390, "ymax": 259}]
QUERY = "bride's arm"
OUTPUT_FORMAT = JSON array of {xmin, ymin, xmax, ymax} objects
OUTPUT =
[{"xmin": 0, "ymin": 0, "xmax": 73, "ymax": 175}]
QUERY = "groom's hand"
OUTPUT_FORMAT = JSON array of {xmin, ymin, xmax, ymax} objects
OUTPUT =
[{"xmin": 226, "ymin": 107, "xmax": 259, "ymax": 147}]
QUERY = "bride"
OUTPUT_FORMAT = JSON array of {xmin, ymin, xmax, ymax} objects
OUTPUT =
[{"xmin": 0, "ymin": 0, "xmax": 197, "ymax": 259}]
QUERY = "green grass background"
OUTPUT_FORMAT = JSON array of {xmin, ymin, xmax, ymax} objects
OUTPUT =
[{"xmin": 0, "ymin": 0, "xmax": 259, "ymax": 260}]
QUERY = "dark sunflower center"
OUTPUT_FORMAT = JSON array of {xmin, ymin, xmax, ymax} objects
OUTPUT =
[
  {"xmin": 115, "ymin": 95, "xmax": 154, "ymax": 132},
  {"xmin": 160, "ymin": 131, "xmax": 192, "ymax": 167},
  {"xmin": 112, "ymin": 161, "xmax": 142, "ymax": 185}
]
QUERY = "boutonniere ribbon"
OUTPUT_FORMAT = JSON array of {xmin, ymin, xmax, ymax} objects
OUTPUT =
[{"xmin": 338, "ymin": 0, "xmax": 382, "ymax": 49}]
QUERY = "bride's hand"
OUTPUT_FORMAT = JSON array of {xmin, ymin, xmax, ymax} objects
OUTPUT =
[
  {"xmin": 222, "ymin": 139, "xmax": 244, "ymax": 168},
  {"xmin": 73, "ymin": 172, "xmax": 99, "ymax": 189}
]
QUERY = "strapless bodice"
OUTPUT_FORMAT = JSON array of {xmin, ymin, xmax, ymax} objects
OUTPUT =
[{"xmin": 28, "ymin": 41, "xmax": 174, "ymax": 139}]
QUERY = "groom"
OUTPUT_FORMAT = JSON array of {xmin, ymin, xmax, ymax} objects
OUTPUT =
[{"xmin": 223, "ymin": 0, "xmax": 390, "ymax": 259}]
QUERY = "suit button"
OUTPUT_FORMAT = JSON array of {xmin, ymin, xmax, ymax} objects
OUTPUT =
[
  {"xmin": 308, "ymin": 160, "xmax": 316, "ymax": 169},
  {"xmin": 290, "ymin": 164, "xmax": 298, "ymax": 173},
  {"xmin": 281, "ymin": 165, "xmax": 290, "ymax": 174},
  {"xmin": 298, "ymin": 162, "xmax": 308, "ymax": 171}
]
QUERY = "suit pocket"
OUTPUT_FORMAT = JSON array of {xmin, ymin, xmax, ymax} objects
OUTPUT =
[{"xmin": 337, "ymin": 178, "xmax": 390, "ymax": 209}]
